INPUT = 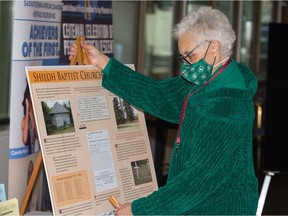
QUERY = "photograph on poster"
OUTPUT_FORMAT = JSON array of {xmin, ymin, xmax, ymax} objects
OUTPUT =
[
  {"xmin": 131, "ymin": 159, "xmax": 152, "ymax": 186},
  {"xmin": 41, "ymin": 100, "xmax": 75, "ymax": 135},
  {"xmin": 112, "ymin": 97, "xmax": 140, "ymax": 132}
]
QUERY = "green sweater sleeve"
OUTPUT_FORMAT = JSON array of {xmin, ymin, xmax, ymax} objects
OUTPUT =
[{"xmin": 102, "ymin": 58, "xmax": 193, "ymax": 124}]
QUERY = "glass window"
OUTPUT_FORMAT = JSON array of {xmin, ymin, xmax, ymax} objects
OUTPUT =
[
  {"xmin": 112, "ymin": 1, "xmax": 139, "ymax": 65},
  {"xmin": 240, "ymin": 1, "xmax": 254, "ymax": 66},
  {"xmin": 143, "ymin": 1, "xmax": 175, "ymax": 79},
  {"xmin": 254, "ymin": 1, "xmax": 273, "ymax": 127},
  {"xmin": 0, "ymin": 1, "xmax": 13, "ymax": 122},
  {"xmin": 259, "ymin": 1, "xmax": 273, "ymax": 77},
  {"xmin": 215, "ymin": 1, "xmax": 235, "ymax": 25},
  {"xmin": 186, "ymin": 1, "xmax": 210, "ymax": 13}
]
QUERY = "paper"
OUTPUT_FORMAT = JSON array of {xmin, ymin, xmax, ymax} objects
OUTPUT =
[{"xmin": 0, "ymin": 198, "xmax": 19, "ymax": 216}]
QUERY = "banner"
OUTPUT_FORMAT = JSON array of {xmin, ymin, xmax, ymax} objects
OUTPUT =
[
  {"xmin": 60, "ymin": 0, "xmax": 113, "ymax": 65},
  {"xmin": 9, "ymin": 0, "xmax": 62, "ymax": 213},
  {"xmin": 26, "ymin": 65, "xmax": 158, "ymax": 215}
]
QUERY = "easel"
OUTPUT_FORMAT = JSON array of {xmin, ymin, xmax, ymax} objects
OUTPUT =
[
  {"xmin": 20, "ymin": 152, "xmax": 43, "ymax": 215},
  {"xmin": 69, "ymin": 35, "xmax": 91, "ymax": 65},
  {"xmin": 256, "ymin": 171, "xmax": 275, "ymax": 216},
  {"xmin": 20, "ymin": 35, "xmax": 91, "ymax": 215}
]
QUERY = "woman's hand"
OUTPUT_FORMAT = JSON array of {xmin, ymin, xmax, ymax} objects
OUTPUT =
[
  {"xmin": 69, "ymin": 41, "xmax": 110, "ymax": 70},
  {"xmin": 115, "ymin": 203, "xmax": 132, "ymax": 216}
]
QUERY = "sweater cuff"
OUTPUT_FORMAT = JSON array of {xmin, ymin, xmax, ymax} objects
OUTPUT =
[
  {"xmin": 101, "ymin": 57, "xmax": 113, "ymax": 75},
  {"xmin": 131, "ymin": 197, "xmax": 146, "ymax": 215}
]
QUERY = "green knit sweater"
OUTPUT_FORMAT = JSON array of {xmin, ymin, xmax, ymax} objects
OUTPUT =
[{"xmin": 102, "ymin": 58, "xmax": 259, "ymax": 215}]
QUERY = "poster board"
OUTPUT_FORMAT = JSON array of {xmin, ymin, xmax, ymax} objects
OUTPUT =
[
  {"xmin": 25, "ymin": 65, "xmax": 158, "ymax": 215},
  {"xmin": 0, "ymin": 198, "xmax": 19, "ymax": 216}
]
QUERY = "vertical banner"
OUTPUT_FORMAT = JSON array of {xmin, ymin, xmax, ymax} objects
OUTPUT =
[
  {"xmin": 60, "ymin": 0, "xmax": 113, "ymax": 65},
  {"xmin": 8, "ymin": 0, "xmax": 62, "ymax": 213}
]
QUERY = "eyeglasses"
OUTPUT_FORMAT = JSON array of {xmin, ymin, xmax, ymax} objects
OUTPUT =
[{"xmin": 178, "ymin": 40, "xmax": 211, "ymax": 65}]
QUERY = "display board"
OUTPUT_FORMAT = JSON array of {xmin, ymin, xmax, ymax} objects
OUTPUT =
[
  {"xmin": 262, "ymin": 23, "xmax": 288, "ymax": 173},
  {"xmin": 26, "ymin": 65, "xmax": 158, "ymax": 215}
]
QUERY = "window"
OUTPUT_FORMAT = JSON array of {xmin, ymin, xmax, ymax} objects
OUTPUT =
[
  {"xmin": 143, "ymin": 1, "xmax": 176, "ymax": 79},
  {"xmin": 0, "ymin": 1, "xmax": 13, "ymax": 123}
]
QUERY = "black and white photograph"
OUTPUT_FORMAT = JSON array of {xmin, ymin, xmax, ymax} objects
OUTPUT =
[
  {"xmin": 41, "ymin": 100, "xmax": 75, "ymax": 135},
  {"xmin": 112, "ymin": 97, "xmax": 140, "ymax": 132},
  {"xmin": 131, "ymin": 159, "xmax": 152, "ymax": 186}
]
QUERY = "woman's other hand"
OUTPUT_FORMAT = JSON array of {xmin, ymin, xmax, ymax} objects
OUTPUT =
[{"xmin": 115, "ymin": 203, "xmax": 133, "ymax": 216}]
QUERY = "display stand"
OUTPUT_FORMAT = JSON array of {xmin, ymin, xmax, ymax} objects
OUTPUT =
[
  {"xmin": 108, "ymin": 195, "xmax": 119, "ymax": 208},
  {"xmin": 256, "ymin": 172, "xmax": 275, "ymax": 216},
  {"xmin": 69, "ymin": 35, "xmax": 91, "ymax": 65},
  {"xmin": 20, "ymin": 35, "xmax": 90, "ymax": 215},
  {"xmin": 20, "ymin": 152, "xmax": 42, "ymax": 215}
]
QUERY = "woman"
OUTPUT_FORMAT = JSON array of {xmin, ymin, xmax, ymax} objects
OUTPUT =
[{"xmin": 70, "ymin": 6, "xmax": 258, "ymax": 215}]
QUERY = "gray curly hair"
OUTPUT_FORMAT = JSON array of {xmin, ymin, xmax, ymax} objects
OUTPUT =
[{"xmin": 173, "ymin": 6, "xmax": 236, "ymax": 56}]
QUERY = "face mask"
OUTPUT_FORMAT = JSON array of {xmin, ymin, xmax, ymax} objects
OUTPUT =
[{"xmin": 181, "ymin": 59, "xmax": 213, "ymax": 85}]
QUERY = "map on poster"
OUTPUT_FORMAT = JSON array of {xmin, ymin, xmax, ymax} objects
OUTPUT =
[{"xmin": 25, "ymin": 65, "xmax": 158, "ymax": 215}]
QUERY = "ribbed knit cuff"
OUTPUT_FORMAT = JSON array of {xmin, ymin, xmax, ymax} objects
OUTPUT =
[
  {"xmin": 131, "ymin": 198, "xmax": 146, "ymax": 215},
  {"xmin": 102, "ymin": 57, "xmax": 113, "ymax": 75}
]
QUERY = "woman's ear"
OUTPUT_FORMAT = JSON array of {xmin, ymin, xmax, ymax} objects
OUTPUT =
[{"xmin": 211, "ymin": 40, "xmax": 221, "ymax": 57}]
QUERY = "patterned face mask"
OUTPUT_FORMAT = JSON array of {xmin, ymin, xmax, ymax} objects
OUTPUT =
[{"xmin": 181, "ymin": 59, "xmax": 213, "ymax": 85}]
